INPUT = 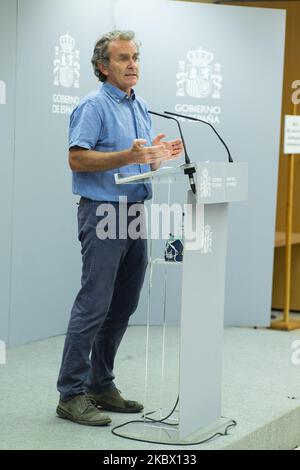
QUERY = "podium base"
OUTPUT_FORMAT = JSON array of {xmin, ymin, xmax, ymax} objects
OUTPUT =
[
  {"xmin": 270, "ymin": 318, "xmax": 300, "ymax": 331},
  {"xmin": 113, "ymin": 416, "xmax": 236, "ymax": 445}
]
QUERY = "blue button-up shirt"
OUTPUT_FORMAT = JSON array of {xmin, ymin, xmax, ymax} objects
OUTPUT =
[{"xmin": 69, "ymin": 82, "xmax": 153, "ymax": 202}]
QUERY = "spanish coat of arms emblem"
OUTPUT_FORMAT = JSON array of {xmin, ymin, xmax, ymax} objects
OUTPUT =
[
  {"xmin": 53, "ymin": 32, "xmax": 80, "ymax": 88},
  {"xmin": 176, "ymin": 48, "xmax": 222, "ymax": 99}
]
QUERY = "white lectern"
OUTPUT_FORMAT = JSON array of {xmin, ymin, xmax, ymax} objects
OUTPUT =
[{"xmin": 115, "ymin": 162, "xmax": 248, "ymax": 445}]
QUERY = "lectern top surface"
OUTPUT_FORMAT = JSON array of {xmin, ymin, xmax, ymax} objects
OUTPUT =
[{"xmin": 115, "ymin": 166, "xmax": 182, "ymax": 184}]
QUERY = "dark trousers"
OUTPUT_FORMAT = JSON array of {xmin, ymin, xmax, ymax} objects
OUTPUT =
[{"xmin": 57, "ymin": 198, "xmax": 148, "ymax": 401}]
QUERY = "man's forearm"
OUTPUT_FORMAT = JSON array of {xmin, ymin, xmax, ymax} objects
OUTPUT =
[{"xmin": 69, "ymin": 148, "xmax": 132, "ymax": 172}]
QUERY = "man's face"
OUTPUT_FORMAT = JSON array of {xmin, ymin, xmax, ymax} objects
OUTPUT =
[{"xmin": 100, "ymin": 40, "xmax": 140, "ymax": 94}]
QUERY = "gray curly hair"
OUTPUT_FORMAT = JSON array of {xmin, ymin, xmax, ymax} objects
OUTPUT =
[{"xmin": 91, "ymin": 30, "xmax": 140, "ymax": 82}]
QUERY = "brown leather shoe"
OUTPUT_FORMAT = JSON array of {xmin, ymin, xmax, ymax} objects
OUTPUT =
[
  {"xmin": 87, "ymin": 389, "xmax": 143, "ymax": 413},
  {"xmin": 56, "ymin": 394, "xmax": 111, "ymax": 426}
]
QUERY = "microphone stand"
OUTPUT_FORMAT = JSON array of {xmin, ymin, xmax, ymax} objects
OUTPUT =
[
  {"xmin": 164, "ymin": 111, "xmax": 233, "ymax": 163},
  {"xmin": 149, "ymin": 110, "xmax": 197, "ymax": 194}
]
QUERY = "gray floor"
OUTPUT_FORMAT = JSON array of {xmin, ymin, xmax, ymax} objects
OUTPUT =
[{"xmin": 1, "ymin": 325, "xmax": 300, "ymax": 450}]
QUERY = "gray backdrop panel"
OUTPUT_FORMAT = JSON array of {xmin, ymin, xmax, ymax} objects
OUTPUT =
[
  {"xmin": 0, "ymin": 0, "xmax": 17, "ymax": 346},
  {"xmin": 2, "ymin": 0, "xmax": 286, "ymax": 347},
  {"xmin": 115, "ymin": 0, "xmax": 285, "ymax": 327},
  {"xmin": 9, "ymin": 0, "xmax": 114, "ymax": 346}
]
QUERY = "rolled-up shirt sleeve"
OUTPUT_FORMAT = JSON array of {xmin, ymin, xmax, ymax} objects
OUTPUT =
[{"xmin": 69, "ymin": 100, "xmax": 102, "ymax": 150}]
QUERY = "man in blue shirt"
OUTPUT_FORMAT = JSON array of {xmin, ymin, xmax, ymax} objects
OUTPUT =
[{"xmin": 56, "ymin": 30, "xmax": 183, "ymax": 426}]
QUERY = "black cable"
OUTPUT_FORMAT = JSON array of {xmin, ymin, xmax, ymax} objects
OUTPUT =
[
  {"xmin": 111, "ymin": 394, "xmax": 237, "ymax": 445},
  {"xmin": 111, "ymin": 416, "xmax": 237, "ymax": 446},
  {"xmin": 141, "ymin": 396, "xmax": 179, "ymax": 425}
]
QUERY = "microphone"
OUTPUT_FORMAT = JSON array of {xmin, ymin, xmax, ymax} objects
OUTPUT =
[
  {"xmin": 148, "ymin": 110, "xmax": 191, "ymax": 164},
  {"xmin": 148, "ymin": 110, "xmax": 197, "ymax": 194},
  {"xmin": 164, "ymin": 111, "xmax": 234, "ymax": 163}
]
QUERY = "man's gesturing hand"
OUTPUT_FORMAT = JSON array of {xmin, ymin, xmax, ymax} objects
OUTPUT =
[
  {"xmin": 152, "ymin": 134, "xmax": 184, "ymax": 160},
  {"xmin": 150, "ymin": 134, "xmax": 184, "ymax": 170},
  {"xmin": 129, "ymin": 139, "xmax": 171, "ymax": 164}
]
